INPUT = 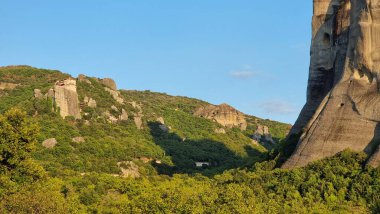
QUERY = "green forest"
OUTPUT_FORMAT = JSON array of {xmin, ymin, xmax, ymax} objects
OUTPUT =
[
  {"xmin": 0, "ymin": 66, "xmax": 379, "ymax": 213},
  {"xmin": 1, "ymin": 109, "xmax": 379, "ymax": 213}
]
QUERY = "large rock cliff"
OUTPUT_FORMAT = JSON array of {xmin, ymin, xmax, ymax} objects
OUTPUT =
[
  {"xmin": 54, "ymin": 79, "xmax": 81, "ymax": 119},
  {"xmin": 284, "ymin": 0, "xmax": 380, "ymax": 168}
]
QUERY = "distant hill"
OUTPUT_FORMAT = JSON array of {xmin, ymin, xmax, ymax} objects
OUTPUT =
[{"xmin": 0, "ymin": 65, "xmax": 290, "ymax": 177}]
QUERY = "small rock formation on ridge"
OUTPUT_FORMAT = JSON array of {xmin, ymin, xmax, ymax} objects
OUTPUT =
[{"xmin": 194, "ymin": 103, "xmax": 247, "ymax": 130}]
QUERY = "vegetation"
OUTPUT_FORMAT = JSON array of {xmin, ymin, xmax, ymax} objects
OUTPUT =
[
  {"xmin": 3, "ymin": 66, "xmax": 378, "ymax": 213},
  {"xmin": 0, "ymin": 109, "xmax": 379, "ymax": 213}
]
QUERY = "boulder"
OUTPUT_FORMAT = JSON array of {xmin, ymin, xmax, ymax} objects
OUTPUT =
[
  {"xmin": 72, "ymin": 137, "xmax": 85, "ymax": 143},
  {"xmin": 78, "ymin": 74, "xmax": 92, "ymax": 84},
  {"xmin": 214, "ymin": 128, "xmax": 226, "ymax": 134},
  {"xmin": 100, "ymin": 78, "xmax": 117, "ymax": 90},
  {"xmin": 42, "ymin": 138, "xmax": 57, "ymax": 149}
]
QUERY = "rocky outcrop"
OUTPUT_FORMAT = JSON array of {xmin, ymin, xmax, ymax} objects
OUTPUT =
[
  {"xmin": 103, "ymin": 111, "xmax": 119, "ymax": 123},
  {"xmin": 134, "ymin": 115, "xmax": 143, "ymax": 129},
  {"xmin": 117, "ymin": 161, "xmax": 140, "ymax": 178},
  {"xmin": 34, "ymin": 89, "xmax": 43, "ymax": 98},
  {"xmin": 54, "ymin": 79, "xmax": 81, "ymax": 119},
  {"xmin": 72, "ymin": 137, "xmax": 85, "ymax": 143},
  {"xmin": 252, "ymin": 125, "xmax": 275, "ymax": 146},
  {"xmin": 100, "ymin": 78, "xmax": 117, "ymax": 90},
  {"xmin": 78, "ymin": 74, "xmax": 92, "ymax": 84},
  {"xmin": 104, "ymin": 107, "xmax": 129, "ymax": 123},
  {"xmin": 104, "ymin": 87, "xmax": 124, "ymax": 104},
  {"xmin": 194, "ymin": 103, "xmax": 247, "ymax": 130},
  {"xmin": 84, "ymin": 96, "xmax": 97, "ymax": 108},
  {"xmin": 42, "ymin": 138, "xmax": 57, "ymax": 148},
  {"xmin": 0, "ymin": 82, "xmax": 19, "ymax": 90},
  {"xmin": 119, "ymin": 109, "xmax": 129, "ymax": 121},
  {"xmin": 214, "ymin": 128, "xmax": 226, "ymax": 134},
  {"xmin": 284, "ymin": 0, "xmax": 380, "ymax": 168}
]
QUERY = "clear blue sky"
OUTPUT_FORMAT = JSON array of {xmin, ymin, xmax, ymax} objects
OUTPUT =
[{"xmin": 0, "ymin": 0, "xmax": 312, "ymax": 124}]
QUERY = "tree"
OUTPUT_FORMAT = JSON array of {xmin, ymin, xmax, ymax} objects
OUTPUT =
[{"xmin": 0, "ymin": 108, "xmax": 45, "ymax": 182}]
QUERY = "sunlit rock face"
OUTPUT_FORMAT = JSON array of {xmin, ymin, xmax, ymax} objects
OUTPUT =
[
  {"xmin": 194, "ymin": 103, "xmax": 247, "ymax": 130},
  {"xmin": 54, "ymin": 79, "xmax": 81, "ymax": 119},
  {"xmin": 284, "ymin": 0, "xmax": 380, "ymax": 168}
]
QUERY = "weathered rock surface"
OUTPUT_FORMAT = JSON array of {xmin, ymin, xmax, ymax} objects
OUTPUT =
[
  {"xmin": 117, "ymin": 161, "xmax": 140, "ymax": 178},
  {"xmin": 84, "ymin": 96, "xmax": 97, "ymax": 108},
  {"xmin": 0, "ymin": 82, "xmax": 19, "ymax": 90},
  {"xmin": 194, "ymin": 103, "xmax": 247, "ymax": 130},
  {"xmin": 134, "ymin": 115, "xmax": 143, "ymax": 129},
  {"xmin": 103, "ymin": 111, "xmax": 119, "ymax": 123},
  {"xmin": 214, "ymin": 128, "xmax": 226, "ymax": 134},
  {"xmin": 105, "ymin": 87, "xmax": 124, "ymax": 104},
  {"xmin": 78, "ymin": 74, "xmax": 92, "ymax": 84},
  {"xmin": 54, "ymin": 79, "xmax": 81, "ymax": 119},
  {"xmin": 252, "ymin": 125, "xmax": 275, "ymax": 146},
  {"xmin": 72, "ymin": 137, "xmax": 85, "ymax": 143},
  {"xmin": 42, "ymin": 138, "xmax": 58, "ymax": 148},
  {"xmin": 34, "ymin": 89, "xmax": 43, "ymax": 98},
  {"xmin": 284, "ymin": 0, "xmax": 380, "ymax": 168},
  {"xmin": 100, "ymin": 78, "xmax": 117, "ymax": 90},
  {"xmin": 119, "ymin": 109, "xmax": 129, "ymax": 121}
]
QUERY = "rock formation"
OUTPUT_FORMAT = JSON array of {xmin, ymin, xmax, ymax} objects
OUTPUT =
[
  {"xmin": 194, "ymin": 103, "xmax": 247, "ymax": 130},
  {"xmin": 105, "ymin": 87, "xmax": 124, "ymax": 104},
  {"xmin": 214, "ymin": 128, "xmax": 226, "ymax": 134},
  {"xmin": 117, "ymin": 161, "xmax": 140, "ymax": 178},
  {"xmin": 72, "ymin": 137, "xmax": 85, "ymax": 143},
  {"xmin": 100, "ymin": 78, "xmax": 117, "ymax": 90},
  {"xmin": 78, "ymin": 74, "xmax": 92, "ymax": 84},
  {"xmin": 284, "ymin": 0, "xmax": 380, "ymax": 168},
  {"xmin": 54, "ymin": 79, "xmax": 81, "ymax": 119},
  {"xmin": 34, "ymin": 89, "xmax": 43, "ymax": 98},
  {"xmin": 252, "ymin": 125, "xmax": 274, "ymax": 144},
  {"xmin": 0, "ymin": 82, "xmax": 19, "ymax": 90},
  {"xmin": 42, "ymin": 138, "xmax": 58, "ymax": 148},
  {"xmin": 84, "ymin": 96, "xmax": 97, "ymax": 108},
  {"xmin": 119, "ymin": 109, "xmax": 129, "ymax": 121}
]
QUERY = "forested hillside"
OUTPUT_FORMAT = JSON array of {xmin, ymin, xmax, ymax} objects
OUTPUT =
[{"xmin": 0, "ymin": 66, "xmax": 380, "ymax": 213}]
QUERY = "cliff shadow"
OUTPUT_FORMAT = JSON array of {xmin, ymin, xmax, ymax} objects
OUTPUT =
[
  {"xmin": 364, "ymin": 123, "xmax": 380, "ymax": 160},
  {"xmin": 148, "ymin": 122, "xmax": 266, "ymax": 177}
]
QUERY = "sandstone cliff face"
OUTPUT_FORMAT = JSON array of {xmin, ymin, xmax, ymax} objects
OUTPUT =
[
  {"xmin": 284, "ymin": 0, "xmax": 380, "ymax": 168},
  {"xmin": 194, "ymin": 103, "xmax": 247, "ymax": 130},
  {"xmin": 54, "ymin": 79, "xmax": 81, "ymax": 119}
]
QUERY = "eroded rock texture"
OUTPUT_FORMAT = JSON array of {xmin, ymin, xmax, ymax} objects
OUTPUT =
[
  {"xmin": 194, "ymin": 103, "xmax": 247, "ymax": 130},
  {"xmin": 284, "ymin": 0, "xmax": 380, "ymax": 168},
  {"xmin": 54, "ymin": 79, "xmax": 81, "ymax": 119}
]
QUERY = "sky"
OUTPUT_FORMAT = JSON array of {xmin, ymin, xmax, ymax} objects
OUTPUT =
[{"xmin": 0, "ymin": 0, "xmax": 312, "ymax": 124}]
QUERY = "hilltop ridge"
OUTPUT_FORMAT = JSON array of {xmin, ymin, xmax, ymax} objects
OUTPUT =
[{"xmin": 0, "ymin": 65, "xmax": 290, "ymax": 177}]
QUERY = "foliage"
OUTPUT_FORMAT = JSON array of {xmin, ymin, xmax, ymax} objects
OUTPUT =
[{"xmin": 5, "ymin": 66, "xmax": 375, "ymax": 213}]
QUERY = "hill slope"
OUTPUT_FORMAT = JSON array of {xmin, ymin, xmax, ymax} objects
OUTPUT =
[{"xmin": 0, "ymin": 65, "xmax": 290, "ymax": 177}]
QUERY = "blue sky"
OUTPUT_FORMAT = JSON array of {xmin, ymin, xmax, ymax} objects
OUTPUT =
[{"xmin": 0, "ymin": 0, "xmax": 312, "ymax": 124}]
